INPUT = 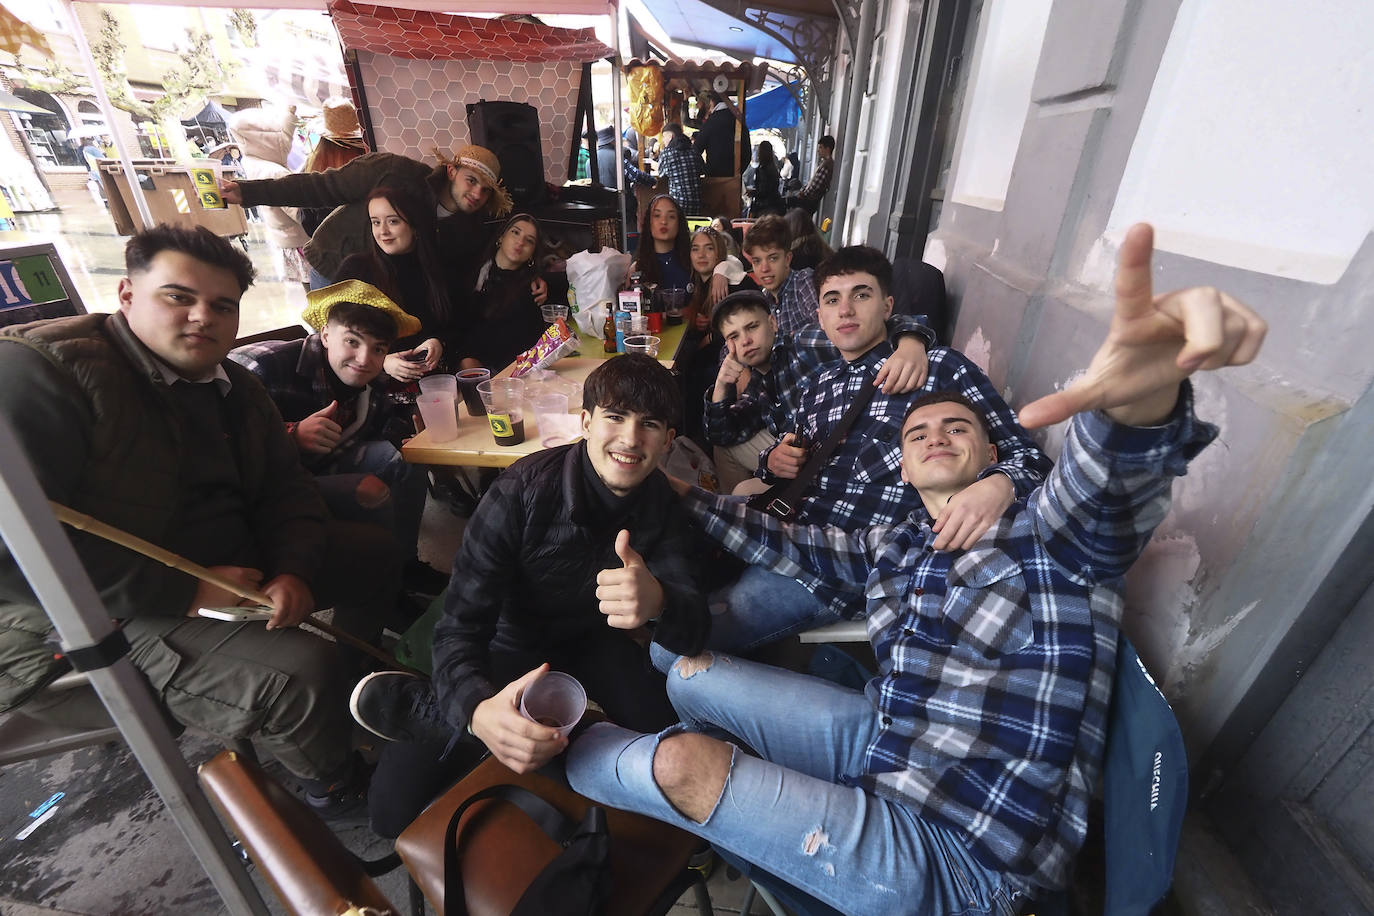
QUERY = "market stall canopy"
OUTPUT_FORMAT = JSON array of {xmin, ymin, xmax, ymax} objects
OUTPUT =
[
  {"xmin": 0, "ymin": 89, "xmax": 50, "ymax": 115},
  {"xmin": 329, "ymin": 1, "xmax": 613, "ymax": 61},
  {"xmin": 71, "ymin": 0, "xmax": 611, "ymax": 12},
  {"xmin": 745, "ymin": 80, "xmax": 800, "ymax": 130},
  {"xmin": 180, "ymin": 99, "xmax": 233, "ymax": 128}
]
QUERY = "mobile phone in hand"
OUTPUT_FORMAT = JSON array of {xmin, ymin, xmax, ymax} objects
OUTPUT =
[
  {"xmin": 790, "ymin": 430, "xmax": 811, "ymax": 450},
  {"xmin": 404, "ymin": 349, "xmax": 429, "ymax": 363},
  {"xmin": 198, "ymin": 606, "xmax": 273, "ymax": 622}
]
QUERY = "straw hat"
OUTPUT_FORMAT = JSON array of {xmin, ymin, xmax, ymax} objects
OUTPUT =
[
  {"xmin": 302, "ymin": 280, "xmax": 421, "ymax": 338},
  {"xmin": 322, "ymin": 97, "xmax": 362, "ymax": 138},
  {"xmin": 442, "ymin": 143, "xmax": 514, "ymax": 217}
]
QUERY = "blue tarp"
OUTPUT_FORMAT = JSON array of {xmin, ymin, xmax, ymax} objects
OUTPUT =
[{"xmin": 746, "ymin": 81, "xmax": 801, "ymax": 130}]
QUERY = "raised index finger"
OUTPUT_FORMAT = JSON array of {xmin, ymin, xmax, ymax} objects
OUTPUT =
[{"xmin": 1115, "ymin": 223, "xmax": 1156, "ymax": 319}]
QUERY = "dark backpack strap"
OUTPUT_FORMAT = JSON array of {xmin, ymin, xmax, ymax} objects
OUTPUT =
[
  {"xmin": 442, "ymin": 783, "xmax": 586, "ymax": 916},
  {"xmin": 763, "ymin": 378, "xmax": 877, "ymax": 519}
]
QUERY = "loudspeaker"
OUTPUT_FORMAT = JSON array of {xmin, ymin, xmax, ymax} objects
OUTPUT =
[{"xmin": 466, "ymin": 101, "xmax": 545, "ymax": 208}]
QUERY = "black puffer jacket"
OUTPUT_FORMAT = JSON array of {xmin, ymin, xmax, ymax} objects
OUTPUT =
[{"xmin": 432, "ymin": 443, "xmax": 710, "ymax": 727}]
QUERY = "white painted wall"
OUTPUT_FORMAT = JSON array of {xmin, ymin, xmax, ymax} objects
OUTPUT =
[
  {"xmin": 948, "ymin": 0, "xmax": 1055, "ymax": 211},
  {"xmin": 1107, "ymin": 0, "xmax": 1374, "ymax": 285}
]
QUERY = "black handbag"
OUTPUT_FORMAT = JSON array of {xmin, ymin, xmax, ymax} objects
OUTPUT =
[
  {"xmin": 747, "ymin": 381, "xmax": 877, "ymax": 520},
  {"xmin": 443, "ymin": 783, "xmax": 612, "ymax": 916}
]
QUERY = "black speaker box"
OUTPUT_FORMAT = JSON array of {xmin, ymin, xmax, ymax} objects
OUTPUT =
[{"xmin": 466, "ymin": 100, "xmax": 545, "ymax": 208}]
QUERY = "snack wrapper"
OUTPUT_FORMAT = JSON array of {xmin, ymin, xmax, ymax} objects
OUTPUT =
[{"xmin": 511, "ymin": 318, "xmax": 577, "ymax": 378}]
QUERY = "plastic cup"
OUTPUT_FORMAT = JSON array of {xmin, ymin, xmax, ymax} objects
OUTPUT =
[
  {"xmin": 477, "ymin": 378, "xmax": 526, "ymax": 446},
  {"xmin": 415, "ymin": 392, "xmax": 459, "ymax": 442},
  {"xmin": 623, "ymin": 335, "xmax": 660, "ymax": 357},
  {"xmin": 540, "ymin": 303, "xmax": 569, "ymax": 325},
  {"xmin": 455, "ymin": 367, "xmax": 490, "ymax": 418},
  {"xmin": 417, "ymin": 373, "xmax": 457, "ymax": 398},
  {"xmin": 659, "ymin": 287, "xmax": 687, "ymax": 325},
  {"xmin": 519, "ymin": 671, "xmax": 587, "ymax": 739},
  {"xmin": 531, "ymin": 392, "xmax": 576, "ymax": 447}
]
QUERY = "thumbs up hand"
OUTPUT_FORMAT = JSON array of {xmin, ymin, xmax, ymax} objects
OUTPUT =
[
  {"xmin": 595, "ymin": 529, "xmax": 665, "ymax": 630},
  {"xmin": 294, "ymin": 400, "xmax": 343, "ymax": 454}
]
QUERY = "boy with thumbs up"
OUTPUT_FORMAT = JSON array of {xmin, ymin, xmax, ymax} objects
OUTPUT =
[
  {"xmin": 230, "ymin": 279, "xmax": 444, "ymax": 593},
  {"xmin": 349, "ymin": 354, "xmax": 710, "ymax": 834}
]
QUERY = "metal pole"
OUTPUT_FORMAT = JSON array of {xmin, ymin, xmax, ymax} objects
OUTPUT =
[
  {"xmin": 0, "ymin": 415, "xmax": 269, "ymax": 916},
  {"xmin": 60, "ymin": 0, "xmax": 155, "ymax": 230},
  {"xmin": 829, "ymin": 0, "xmax": 878, "ymax": 244},
  {"xmin": 610, "ymin": 0, "xmax": 628, "ymax": 251}
]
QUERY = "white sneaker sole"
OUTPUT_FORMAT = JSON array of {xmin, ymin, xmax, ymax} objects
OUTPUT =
[{"xmin": 348, "ymin": 669, "xmax": 422, "ymax": 741}]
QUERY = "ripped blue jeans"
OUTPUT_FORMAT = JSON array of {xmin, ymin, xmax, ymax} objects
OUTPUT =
[{"xmin": 565, "ymin": 650, "xmax": 1023, "ymax": 916}]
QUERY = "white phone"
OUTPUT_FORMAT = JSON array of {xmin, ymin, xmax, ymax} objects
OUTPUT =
[{"xmin": 198, "ymin": 605, "xmax": 273, "ymax": 622}]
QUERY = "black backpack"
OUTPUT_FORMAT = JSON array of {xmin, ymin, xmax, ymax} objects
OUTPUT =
[{"xmin": 443, "ymin": 783, "xmax": 612, "ymax": 916}]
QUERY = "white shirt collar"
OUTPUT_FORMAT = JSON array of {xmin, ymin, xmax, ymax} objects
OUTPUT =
[{"xmin": 151, "ymin": 356, "xmax": 232, "ymax": 395}]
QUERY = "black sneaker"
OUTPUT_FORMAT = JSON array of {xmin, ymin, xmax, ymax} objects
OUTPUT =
[
  {"xmin": 303, "ymin": 754, "xmax": 372, "ymax": 821},
  {"xmin": 350, "ymin": 670, "xmax": 456, "ymax": 745},
  {"xmin": 403, "ymin": 558, "xmax": 450, "ymax": 596}
]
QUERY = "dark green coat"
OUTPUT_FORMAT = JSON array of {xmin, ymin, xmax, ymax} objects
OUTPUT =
[{"xmin": 0, "ymin": 313, "xmax": 327, "ymax": 712}]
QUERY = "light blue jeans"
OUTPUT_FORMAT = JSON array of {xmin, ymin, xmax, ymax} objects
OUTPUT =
[
  {"xmin": 707, "ymin": 565, "xmax": 843, "ymax": 653},
  {"xmin": 315, "ymin": 439, "xmax": 428, "ymax": 562},
  {"xmin": 565, "ymin": 651, "xmax": 1024, "ymax": 916}
]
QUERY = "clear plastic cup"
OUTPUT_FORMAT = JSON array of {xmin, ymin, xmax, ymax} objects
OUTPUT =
[
  {"xmin": 532, "ymin": 392, "xmax": 577, "ymax": 447},
  {"xmin": 415, "ymin": 392, "xmax": 459, "ymax": 442},
  {"xmin": 477, "ymin": 378, "xmax": 526, "ymax": 446},
  {"xmin": 623, "ymin": 335, "xmax": 660, "ymax": 357},
  {"xmin": 540, "ymin": 303, "xmax": 569, "ymax": 325},
  {"xmin": 519, "ymin": 671, "xmax": 587, "ymax": 739},
  {"xmin": 417, "ymin": 374, "xmax": 457, "ymax": 399},
  {"xmin": 455, "ymin": 367, "xmax": 490, "ymax": 418}
]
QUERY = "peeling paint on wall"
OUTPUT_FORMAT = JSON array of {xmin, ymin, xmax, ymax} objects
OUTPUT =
[
  {"xmin": 1123, "ymin": 533, "xmax": 1204, "ymax": 694},
  {"xmin": 961, "ymin": 326, "xmax": 993, "ymax": 374}
]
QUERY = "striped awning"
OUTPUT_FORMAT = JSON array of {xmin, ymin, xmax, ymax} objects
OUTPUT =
[{"xmin": 0, "ymin": 3, "xmax": 50, "ymax": 57}]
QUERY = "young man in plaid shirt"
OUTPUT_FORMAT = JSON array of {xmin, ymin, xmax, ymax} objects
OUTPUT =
[
  {"xmin": 784, "ymin": 134, "xmax": 835, "ymax": 215},
  {"xmin": 566, "ymin": 223, "xmax": 1267, "ymax": 915},
  {"xmin": 704, "ymin": 289, "xmax": 935, "ymax": 493},
  {"xmin": 744, "ymin": 214, "xmax": 820, "ymax": 337},
  {"xmin": 717, "ymin": 245, "xmax": 1053, "ymax": 650}
]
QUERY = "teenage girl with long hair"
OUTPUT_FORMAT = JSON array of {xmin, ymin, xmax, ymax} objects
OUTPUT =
[
  {"xmin": 455, "ymin": 213, "xmax": 548, "ymax": 372},
  {"xmin": 336, "ymin": 186, "xmax": 453, "ymax": 383}
]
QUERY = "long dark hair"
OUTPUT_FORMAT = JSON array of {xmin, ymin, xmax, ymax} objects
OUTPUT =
[
  {"xmin": 635, "ymin": 193, "xmax": 690, "ymax": 287},
  {"xmin": 359, "ymin": 185, "xmax": 451, "ymax": 324},
  {"xmin": 474, "ymin": 213, "xmax": 544, "ymax": 319}
]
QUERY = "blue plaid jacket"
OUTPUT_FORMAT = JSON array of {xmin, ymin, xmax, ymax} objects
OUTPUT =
[
  {"xmin": 770, "ymin": 267, "xmax": 818, "ymax": 338},
  {"xmin": 658, "ymin": 144, "xmax": 706, "ymax": 216},
  {"xmin": 703, "ymin": 315, "xmax": 936, "ymax": 448},
  {"xmin": 759, "ymin": 345, "xmax": 1053, "ymax": 615},
  {"xmin": 684, "ymin": 385, "xmax": 1216, "ymax": 892}
]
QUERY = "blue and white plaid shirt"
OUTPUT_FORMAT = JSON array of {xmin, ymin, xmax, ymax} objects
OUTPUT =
[
  {"xmin": 684, "ymin": 385, "xmax": 1216, "ymax": 892},
  {"xmin": 703, "ymin": 316, "xmax": 935, "ymax": 448},
  {"xmin": 759, "ymin": 345, "xmax": 1053, "ymax": 614},
  {"xmin": 769, "ymin": 267, "xmax": 819, "ymax": 338},
  {"xmin": 657, "ymin": 144, "xmax": 706, "ymax": 216}
]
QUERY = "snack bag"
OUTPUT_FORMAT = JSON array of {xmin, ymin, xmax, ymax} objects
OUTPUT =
[{"xmin": 511, "ymin": 318, "xmax": 577, "ymax": 377}]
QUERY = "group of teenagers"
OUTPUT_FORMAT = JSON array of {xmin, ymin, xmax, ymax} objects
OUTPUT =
[{"xmin": 0, "ymin": 133, "xmax": 1269, "ymax": 916}]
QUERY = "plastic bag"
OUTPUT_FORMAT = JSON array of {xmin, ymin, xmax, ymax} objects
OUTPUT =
[
  {"xmin": 658, "ymin": 437, "xmax": 718, "ymax": 492},
  {"xmin": 566, "ymin": 248, "xmax": 632, "ymax": 338}
]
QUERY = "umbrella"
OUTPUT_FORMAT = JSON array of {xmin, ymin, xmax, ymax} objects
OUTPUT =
[
  {"xmin": 0, "ymin": 2, "xmax": 50, "ymax": 57},
  {"xmin": 745, "ymin": 81, "xmax": 801, "ymax": 131}
]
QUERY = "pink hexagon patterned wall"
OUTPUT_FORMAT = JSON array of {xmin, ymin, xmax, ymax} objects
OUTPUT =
[{"xmin": 357, "ymin": 50, "xmax": 580, "ymax": 187}]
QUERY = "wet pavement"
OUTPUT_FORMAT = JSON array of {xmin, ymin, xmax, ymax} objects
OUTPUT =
[{"xmin": 0, "ymin": 189, "xmax": 308, "ymax": 339}]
